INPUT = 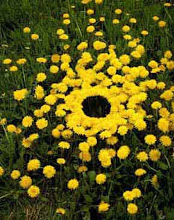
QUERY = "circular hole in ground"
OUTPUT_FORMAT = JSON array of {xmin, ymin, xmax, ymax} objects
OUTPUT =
[{"xmin": 82, "ymin": 96, "xmax": 111, "ymax": 118}]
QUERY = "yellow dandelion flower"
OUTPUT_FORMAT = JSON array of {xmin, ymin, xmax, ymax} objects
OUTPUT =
[
  {"xmin": 127, "ymin": 203, "xmax": 138, "ymax": 215},
  {"xmin": 19, "ymin": 176, "xmax": 32, "ymax": 189},
  {"xmin": 36, "ymin": 118, "xmax": 48, "ymax": 130},
  {"xmin": 22, "ymin": 116, "xmax": 33, "ymax": 128},
  {"xmin": 135, "ymin": 168, "xmax": 147, "ymax": 176},
  {"xmin": 67, "ymin": 179, "xmax": 79, "ymax": 190},
  {"xmin": 0, "ymin": 166, "xmax": 5, "ymax": 176},
  {"xmin": 43, "ymin": 165, "xmax": 56, "ymax": 178},
  {"xmin": 149, "ymin": 149, "xmax": 161, "ymax": 161},
  {"xmin": 31, "ymin": 34, "xmax": 39, "ymax": 40},
  {"xmin": 144, "ymin": 134, "xmax": 156, "ymax": 145},
  {"xmin": 11, "ymin": 170, "xmax": 20, "ymax": 180},
  {"xmin": 98, "ymin": 201, "xmax": 110, "ymax": 212},
  {"xmin": 27, "ymin": 185, "xmax": 40, "ymax": 198},
  {"xmin": 117, "ymin": 145, "xmax": 130, "ymax": 159},
  {"xmin": 96, "ymin": 174, "xmax": 106, "ymax": 184},
  {"xmin": 27, "ymin": 159, "xmax": 41, "ymax": 171}
]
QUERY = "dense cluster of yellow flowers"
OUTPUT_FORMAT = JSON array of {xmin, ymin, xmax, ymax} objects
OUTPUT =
[{"xmin": 0, "ymin": 0, "xmax": 174, "ymax": 217}]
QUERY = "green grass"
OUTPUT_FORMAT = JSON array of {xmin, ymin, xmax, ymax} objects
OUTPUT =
[{"xmin": 0, "ymin": 0, "xmax": 174, "ymax": 219}]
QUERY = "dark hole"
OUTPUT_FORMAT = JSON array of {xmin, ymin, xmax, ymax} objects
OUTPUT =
[{"xmin": 82, "ymin": 96, "xmax": 111, "ymax": 118}]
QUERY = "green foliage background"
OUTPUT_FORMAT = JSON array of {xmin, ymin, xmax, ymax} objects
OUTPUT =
[{"xmin": 0, "ymin": 0, "xmax": 174, "ymax": 219}]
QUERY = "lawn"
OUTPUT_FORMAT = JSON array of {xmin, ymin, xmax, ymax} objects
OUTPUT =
[{"xmin": 0, "ymin": 0, "xmax": 174, "ymax": 219}]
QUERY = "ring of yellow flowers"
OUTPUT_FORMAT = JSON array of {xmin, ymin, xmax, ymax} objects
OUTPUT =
[
  {"xmin": 55, "ymin": 82, "xmax": 146, "ymax": 138},
  {"xmin": 65, "ymin": 85, "xmax": 123, "ymax": 137}
]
